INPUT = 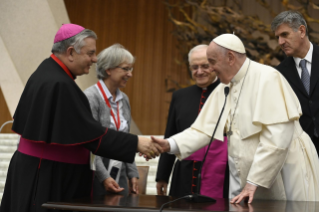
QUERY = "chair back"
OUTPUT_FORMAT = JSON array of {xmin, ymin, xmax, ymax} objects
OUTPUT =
[{"xmin": 137, "ymin": 166, "xmax": 149, "ymax": 195}]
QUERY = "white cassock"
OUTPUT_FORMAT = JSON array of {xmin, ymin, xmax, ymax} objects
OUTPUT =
[{"xmin": 170, "ymin": 58, "xmax": 319, "ymax": 201}]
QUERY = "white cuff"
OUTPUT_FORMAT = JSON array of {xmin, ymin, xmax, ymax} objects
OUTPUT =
[
  {"xmin": 167, "ymin": 138, "xmax": 180, "ymax": 155},
  {"xmin": 247, "ymin": 181, "xmax": 259, "ymax": 187}
]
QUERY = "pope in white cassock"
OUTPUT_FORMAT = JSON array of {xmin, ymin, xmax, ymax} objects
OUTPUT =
[{"xmin": 152, "ymin": 34, "xmax": 319, "ymax": 203}]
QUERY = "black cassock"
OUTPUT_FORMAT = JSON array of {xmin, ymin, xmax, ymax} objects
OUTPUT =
[
  {"xmin": 156, "ymin": 81, "xmax": 229, "ymax": 198},
  {"xmin": 0, "ymin": 55, "xmax": 137, "ymax": 212}
]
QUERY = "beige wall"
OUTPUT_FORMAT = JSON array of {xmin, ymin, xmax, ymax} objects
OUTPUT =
[
  {"xmin": 0, "ymin": 0, "xmax": 67, "ymax": 117},
  {"xmin": 0, "ymin": 35, "xmax": 23, "ymax": 117},
  {"xmin": 0, "ymin": 0, "xmax": 61, "ymax": 86},
  {"xmin": 0, "ymin": 0, "xmax": 99, "ymax": 113}
]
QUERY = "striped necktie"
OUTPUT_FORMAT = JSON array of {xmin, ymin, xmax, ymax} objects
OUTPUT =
[{"xmin": 300, "ymin": 59, "xmax": 310, "ymax": 94}]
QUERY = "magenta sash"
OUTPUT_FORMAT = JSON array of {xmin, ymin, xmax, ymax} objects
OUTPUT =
[
  {"xmin": 184, "ymin": 137, "xmax": 228, "ymax": 198},
  {"xmin": 18, "ymin": 137, "xmax": 89, "ymax": 164}
]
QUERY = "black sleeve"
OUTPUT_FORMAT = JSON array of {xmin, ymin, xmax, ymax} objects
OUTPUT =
[
  {"xmin": 156, "ymin": 93, "xmax": 178, "ymax": 183},
  {"xmin": 83, "ymin": 128, "xmax": 138, "ymax": 163},
  {"xmin": 156, "ymin": 153, "xmax": 176, "ymax": 183}
]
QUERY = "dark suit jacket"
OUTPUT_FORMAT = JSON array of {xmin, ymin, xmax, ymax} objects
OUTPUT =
[{"xmin": 276, "ymin": 44, "xmax": 319, "ymax": 150}]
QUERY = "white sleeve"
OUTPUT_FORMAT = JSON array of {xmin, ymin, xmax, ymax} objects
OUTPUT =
[
  {"xmin": 170, "ymin": 127, "xmax": 212, "ymax": 160},
  {"xmin": 167, "ymin": 138, "xmax": 180, "ymax": 154},
  {"xmin": 247, "ymin": 121, "xmax": 294, "ymax": 188}
]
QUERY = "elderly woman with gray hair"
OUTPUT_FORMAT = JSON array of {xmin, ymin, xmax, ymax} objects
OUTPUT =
[{"xmin": 84, "ymin": 44, "xmax": 139, "ymax": 195}]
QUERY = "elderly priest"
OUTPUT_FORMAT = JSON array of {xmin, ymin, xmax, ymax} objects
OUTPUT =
[{"xmin": 152, "ymin": 34, "xmax": 319, "ymax": 203}]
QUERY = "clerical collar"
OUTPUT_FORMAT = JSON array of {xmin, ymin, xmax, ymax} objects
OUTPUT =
[
  {"xmin": 293, "ymin": 42, "xmax": 313, "ymax": 66},
  {"xmin": 231, "ymin": 58, "xmax": 249, "ymax": 84},
  {"xmin": 50, "ymin": 54, "xmax": 75, "ymax": 80},
  {"xmin": 212, "ymin": 76, "xmax": 218, "ymax": 83},
  {"xmin": 199, "ymin": 77, "xmax": 219, "ymax": 90}
]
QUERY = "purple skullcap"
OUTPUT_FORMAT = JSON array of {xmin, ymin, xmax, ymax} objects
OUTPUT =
[{"xmin": 54, "ymin": 23, "xmax": 85, "ymax": 43}]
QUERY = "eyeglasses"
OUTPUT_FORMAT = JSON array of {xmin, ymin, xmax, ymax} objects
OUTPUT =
[
  {"xmin": 190, "ymin": 64, "xmax": 210, "ymax": 72},
  {"xmin": 116, "ymin": 66, "xmax": 133, "ymax": 72}
]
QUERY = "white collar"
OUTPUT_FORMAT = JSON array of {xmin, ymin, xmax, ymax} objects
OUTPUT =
[
  {"xmin": 293, "ymin": 42, "xmax": 313, "ymax": 66},
  {"xmin": 98, "ymin": 79, "xmax": 123, "ymax": 103},
  {"xmin": 231, "ymin": 58, "xmax": 249, "ymax": 84}
]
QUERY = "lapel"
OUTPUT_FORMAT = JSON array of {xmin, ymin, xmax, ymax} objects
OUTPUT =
[
  {"xmin": 310, "ymin": 44, "xmax": 319, "ymax": 96},
  {"xmin": 121, "ymin": 94, "xmax": 131, "ymax": 129},
  {"xmin": 282, "ymin": 57, "xmax": 309, "ymax": 97}
]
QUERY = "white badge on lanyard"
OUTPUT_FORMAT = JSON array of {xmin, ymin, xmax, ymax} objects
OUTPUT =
[{"xmin": 108, "ymin": 159, "xmax": 122, "ymax": 183}]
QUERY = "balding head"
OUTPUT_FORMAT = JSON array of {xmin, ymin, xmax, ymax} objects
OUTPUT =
[{"xmin": 188, "ymin": 44, "xmax": 217, "ymax": 88}]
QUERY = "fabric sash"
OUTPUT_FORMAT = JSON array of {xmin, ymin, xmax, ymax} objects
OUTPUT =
[{"xmin": 18, "ymin": 137, "xmax": 89, "ymax": 164}]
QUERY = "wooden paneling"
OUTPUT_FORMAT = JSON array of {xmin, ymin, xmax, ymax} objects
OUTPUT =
[
  {"xmin": 0, "ymin": 87, "xmax": 13, "ymax": 133},
  {"xmin": 64, "ymin": 0, "xmax": 189, "ymax": 135}
]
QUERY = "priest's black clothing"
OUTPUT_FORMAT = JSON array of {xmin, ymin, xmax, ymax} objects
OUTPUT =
[{"xmin": 156, "ymin": 80, "xmax": 229, "ymax": 198}]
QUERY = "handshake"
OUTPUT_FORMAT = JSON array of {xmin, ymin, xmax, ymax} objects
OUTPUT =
[{"xmin": 137, "ymin": 136, "xmax": 170, "ymax": 160}]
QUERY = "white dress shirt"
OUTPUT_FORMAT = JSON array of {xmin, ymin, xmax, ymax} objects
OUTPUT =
[{"xmin": 293, "ymin": 43, "xmax": 313, "ymax": 77}]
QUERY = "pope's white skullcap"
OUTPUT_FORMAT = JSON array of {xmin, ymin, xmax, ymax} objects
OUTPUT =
[{"xmin": 213, "ymin": 34, "xmax": 246, "ymax": 54}]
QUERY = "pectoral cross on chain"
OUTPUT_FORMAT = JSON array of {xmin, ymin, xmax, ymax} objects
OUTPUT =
[{"xmin": 227, "ymin": 127, "xmax": 233, "ymax": 136}]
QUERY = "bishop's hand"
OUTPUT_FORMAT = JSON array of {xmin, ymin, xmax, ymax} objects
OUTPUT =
[{"xmin": 137, "ymin": 136, "xmax": 163, "ymax": 159}]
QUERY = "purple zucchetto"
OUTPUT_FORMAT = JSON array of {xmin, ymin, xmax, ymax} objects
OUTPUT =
[{"xmin": 54, "ymin": 23, "xmax": 85, "ymax": 43}]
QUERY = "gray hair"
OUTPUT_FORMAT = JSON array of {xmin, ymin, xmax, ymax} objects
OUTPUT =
[
  {"xmin": 51, "ymin": 29, "xmax": 97, "ymax": 54},
  {"xmin": 188, "ymin": 44, "xmax": 208, "ymax": 63},
  {"xmin": 96, "ymin": 44, "xmax": 135, "ymax": 80},
  {"xmin": 271, "ymin": 10, "xmax": 308, "ymax": 35}
]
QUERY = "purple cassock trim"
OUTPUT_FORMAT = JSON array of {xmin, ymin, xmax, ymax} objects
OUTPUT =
[
  {"xmin": 18, "ymin": 137, "xmax": 90, "ymax": 164},
  {"xmin": 184, "ymin": 137, "xmax": 228, "ymax": 198}
]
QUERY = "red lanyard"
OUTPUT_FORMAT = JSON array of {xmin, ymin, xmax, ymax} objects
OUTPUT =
[{"xmin": 97, "ymin": 81, "xmax": 121, "ymax": 131}]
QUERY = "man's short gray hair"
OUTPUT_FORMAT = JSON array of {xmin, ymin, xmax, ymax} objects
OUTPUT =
[
  {"xmin": 51, "ymin": 29, "xmax": 97, "ymax": 54},
  {"xmin": 188, "ymin": 44, "xmax": 208, "ymax": 63},
  {"xmin": 271, "ymin": 10, "xmax": 308, "ymax": 35},
  {"xmin": 96, "ymin": 44, "xmax": 135, "ymax": 80}
]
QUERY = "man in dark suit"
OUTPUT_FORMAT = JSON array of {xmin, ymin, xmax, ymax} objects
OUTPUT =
[{"xmin": 272, "ymin": 11, "xmax": 319, "ymax": 151}]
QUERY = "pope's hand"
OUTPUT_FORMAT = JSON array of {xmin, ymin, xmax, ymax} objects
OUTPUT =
[
  {"xmin": 151, "ymin": 136, "xmax": 170, "ymax": 152},
  {"xmin": 137, "ymin": 136, "xmax": 163, "ymax": 159},
  {"xmin": 230, "ymin": 183, "xmax": 257, "ymax": 204}
]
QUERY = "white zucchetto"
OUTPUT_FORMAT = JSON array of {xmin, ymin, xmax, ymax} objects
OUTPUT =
[{"xmin": 213, "ymin": 34, "xmax": 246, "ymax": 54}]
